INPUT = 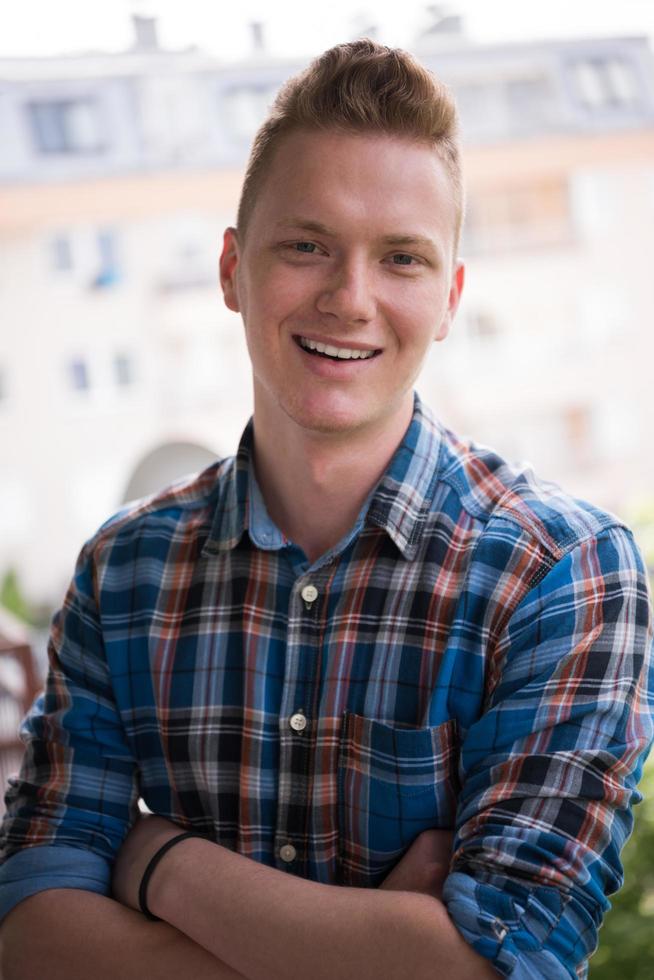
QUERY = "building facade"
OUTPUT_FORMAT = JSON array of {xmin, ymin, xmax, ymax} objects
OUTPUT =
[{"xmin": 1, "ymin": 16, "xmax": 653, "ymax": 609}]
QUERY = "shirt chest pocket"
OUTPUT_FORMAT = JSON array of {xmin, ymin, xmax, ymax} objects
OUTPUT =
[{"xmin": 337, "ymin": 713, "xmax": 460, "ymax": 888}]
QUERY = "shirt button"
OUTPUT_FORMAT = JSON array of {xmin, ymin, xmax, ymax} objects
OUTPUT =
[
  {"xmin": 289, "ymin": 711, "xmax": 307, "ymax": 733},
  {"xmin": 301, "ymin": 584, "xmax": 318, "ymax": 604},
  {"xmin": 491, "ymin": 918, "xmax": 508, "ymax": 942},
  {"xmin": 280, "ymin": 843, "xmax": 297, "ymax": 863}
]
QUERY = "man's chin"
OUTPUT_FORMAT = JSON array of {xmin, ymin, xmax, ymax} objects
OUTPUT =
[
  {"xmin": 282, "ymin": 401, "xmax": 371, "ymax": 438},
  {"xmin": 277, "ymin": 391, "xmax": 414, "ymax": 442},
  {"xmin": 292, "ymin": 414, "xmax": 363, "ymax": 437}
]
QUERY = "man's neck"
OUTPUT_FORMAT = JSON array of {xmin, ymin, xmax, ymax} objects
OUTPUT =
[{"xmin": 252, "ymin": 400, "xmax": 414, "ymax": 565}]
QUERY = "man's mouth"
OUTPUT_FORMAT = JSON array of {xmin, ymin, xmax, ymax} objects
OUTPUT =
[{"xmin": 296, "ymin": 336, "xmax": 381, "ymax": 361}]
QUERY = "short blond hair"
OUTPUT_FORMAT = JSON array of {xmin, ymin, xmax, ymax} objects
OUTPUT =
[{"xmin": 236, "ymin": 39, "xmax": 465, "ymax": 249}]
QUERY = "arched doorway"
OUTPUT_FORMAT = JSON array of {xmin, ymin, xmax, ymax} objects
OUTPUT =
[{"xmin": 122, "ymin": 441, "xmax": 220, "ymax": 503}]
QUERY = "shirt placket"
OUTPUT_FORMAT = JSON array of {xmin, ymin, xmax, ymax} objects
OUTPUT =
[{"xmin": 274, "ymin": 572, "xmax": 325, "ymax": 877}]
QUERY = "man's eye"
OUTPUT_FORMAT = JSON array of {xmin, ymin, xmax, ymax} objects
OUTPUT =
[
  {"xmin": 391, "ymin": 253, "xmax": 415, "ymax": 266},
  {"xmin": 294, "ymin": 242, "xmax": 317, "ymax": 253}
]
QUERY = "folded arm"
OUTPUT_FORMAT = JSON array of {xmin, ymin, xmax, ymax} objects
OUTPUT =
[
  {"xmin": 0, "ymin": 538, "xmax": 241, "ymax": 978},
  {"xmin": 443, "ymin": 525, "xmax": 654, "ymax": 977},
  {"xmin": 111, "ymin": 816, "xmax": 497, "ymax": 980},
  {"xmin": 0, "ymin": 889, "xmax": 246, "ymax": 980}
]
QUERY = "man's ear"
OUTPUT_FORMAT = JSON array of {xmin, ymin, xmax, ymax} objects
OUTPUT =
[
  {"xmin": 434, "ymin": 260, "xmax": 465, "ymax": 343},
  {"xmin": 219, "ymin": 227, "xmax": 241, "ymax": 313}
]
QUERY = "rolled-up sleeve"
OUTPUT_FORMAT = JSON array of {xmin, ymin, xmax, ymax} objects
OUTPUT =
[
  {"xmin": 0, "ymin": 845, "xmax": 111, "ymax": 920},
  {"xmin": 443, "ymin": 525, "xmax": 654, "ymax": 977},
  {"xmin": 0, "ymin": 537, "xmax": 140, "ymax": 922}
]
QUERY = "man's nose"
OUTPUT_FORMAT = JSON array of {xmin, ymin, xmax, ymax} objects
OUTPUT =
[{"xmin": 316, "ymin": 258, "xmax": 376, "ymax": 323}]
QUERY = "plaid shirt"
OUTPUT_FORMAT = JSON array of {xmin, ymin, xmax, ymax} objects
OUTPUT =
[{"xmin": 1, "ymin": 394, "xmax": 652, "ymax": 978}]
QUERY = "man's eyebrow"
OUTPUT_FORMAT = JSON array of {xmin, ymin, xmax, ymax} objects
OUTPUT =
[
  {"xmin": 276, "ymin": 219, "xmax": 439, "ymax": 252},
  {"xmin": 379, "ymin": 234, "xmax": 439, "ymax": 252},
  {"xmin": 276, "ymin": 218, "xmax": 338, "ymax": 236}
]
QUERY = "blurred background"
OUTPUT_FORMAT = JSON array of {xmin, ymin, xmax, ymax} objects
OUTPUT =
[{"xmin": 1, "ymin": 1, "xmax": 653, "ymax": 974}]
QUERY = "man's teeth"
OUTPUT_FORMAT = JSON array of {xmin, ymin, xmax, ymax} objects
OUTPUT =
[{"xmin": 299, "ymin": 337, "xmax": 376, "ymax": 360}]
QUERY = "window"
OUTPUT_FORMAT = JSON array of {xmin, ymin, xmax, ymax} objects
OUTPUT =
[
  {"xmin": 114, "ymin": 353, "xmax": 133, "ymax": 387},
  {"xmin": 92, "ymin": 229, "xmax": 121, "ymax": 288},
  {"xmin": 51, "ymin": 235, "xmax": 73, "ymax": 271},
  {"xmin": 27, "ymin": 99, "xmax": 104, "ymax": 154},
  {"xmin": 69, "ymin": 359, "xmax": 90, "ymax": 391},
  {"xmin": 463, "ymin": 178, "xmax": 572, "ymax": 253},
  {"xmin": 572, "ymin": 58, "xmax": 640, "ymax": 110}
]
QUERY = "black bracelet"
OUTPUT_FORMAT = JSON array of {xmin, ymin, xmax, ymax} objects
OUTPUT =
[{"xmin": 138, "ymin": 831, "xmax": 205, "ymax": 921}]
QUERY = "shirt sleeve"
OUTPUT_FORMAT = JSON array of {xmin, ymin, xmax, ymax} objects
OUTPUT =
[
  {"xmin": 443, "ymin": 524, "xmax": 654, "ymax": 978},
  {"xmin": 0, "ymin": 536, "xmax": 140, "ymax": 922},
  {"xmin": 0, "ymin": 845, "xmax": 111, "ymax": 921}
]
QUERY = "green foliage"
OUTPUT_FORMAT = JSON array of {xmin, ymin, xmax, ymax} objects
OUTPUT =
[
  {"xmin": 628, "ymin": 506, "xmax": 654, "ymax": 595},
  {"xmin": 590, "ymin": 759, "xmax": 654, "ymax": 978},
  {"xmin": 0, "ymin": 567, "xmax": 34, "ymax": 625}
]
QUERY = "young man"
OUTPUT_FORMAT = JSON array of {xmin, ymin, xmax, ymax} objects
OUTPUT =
[{"xmin": 1, "ymin": 40, "xmax": 652, "ymax": 979}]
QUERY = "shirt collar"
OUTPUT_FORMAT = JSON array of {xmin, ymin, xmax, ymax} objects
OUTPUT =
[
  {"xmin": 202, "ymin": 393, "xmax": 443, "ymax": 561},
  {"xmin": 202, "ymin": 420, "xmax": 252, "ymax": 556},
  {"xmin": 247, "ymin": 456, "xmax": 287, "ymax": 551},
  {"xmin": 366, "ymin": 393, "xmax": 443, "ymax": 560}
]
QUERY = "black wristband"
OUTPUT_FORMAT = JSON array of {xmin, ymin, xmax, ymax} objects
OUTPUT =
[{"xmin": 138, "ymin": 831, "xmax": 205, "ymax": 921}]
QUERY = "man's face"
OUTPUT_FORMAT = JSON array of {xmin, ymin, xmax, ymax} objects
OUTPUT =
[{"xmin": 220, "ymin": 128, "xmax": 464, "ymax": 441}]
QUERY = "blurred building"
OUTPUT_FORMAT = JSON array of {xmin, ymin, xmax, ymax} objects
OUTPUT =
[
  {"xmin": 1, "ymin": 14, "xmax": 653, "ymax": 609},
  {"xmin": 414, "ymin": 15, "xmax": 654, "ymax": 519}
]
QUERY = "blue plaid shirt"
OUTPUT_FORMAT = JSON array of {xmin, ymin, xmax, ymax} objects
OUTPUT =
[{"xmin": 1, "ymin": 394, "xmax": 652, "ymax": 978}]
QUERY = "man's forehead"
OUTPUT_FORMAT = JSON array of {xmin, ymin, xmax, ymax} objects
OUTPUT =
[
  {"xmin": 270, "ymin": 126, "xmax": 446, "ymax": 176},
  {"xmin": 245, "ymin": 127, "xmax": 459, "ymax": 253}
]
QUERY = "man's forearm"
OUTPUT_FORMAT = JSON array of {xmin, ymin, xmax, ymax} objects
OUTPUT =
[
  {"xmin": 150, "ymin": 840, "xmax": 498, "ymax": 980},
  {"xmin": 0, "ymin": 889, "xmax": 245, "ymax": 980}
]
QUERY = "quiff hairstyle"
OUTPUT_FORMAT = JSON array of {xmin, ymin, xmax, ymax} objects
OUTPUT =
[{"xmin": 236, "ymin": 39, "xmax": 465, "ymax": 249}]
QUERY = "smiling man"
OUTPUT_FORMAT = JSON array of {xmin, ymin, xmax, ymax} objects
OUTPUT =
[
  {"xmin": 220, "ymin": 125, "xmax": 463, "ymax": 565},
  {"xmin": 0, "ymin": 40, "xmax": 652, "ymax": 980}
]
